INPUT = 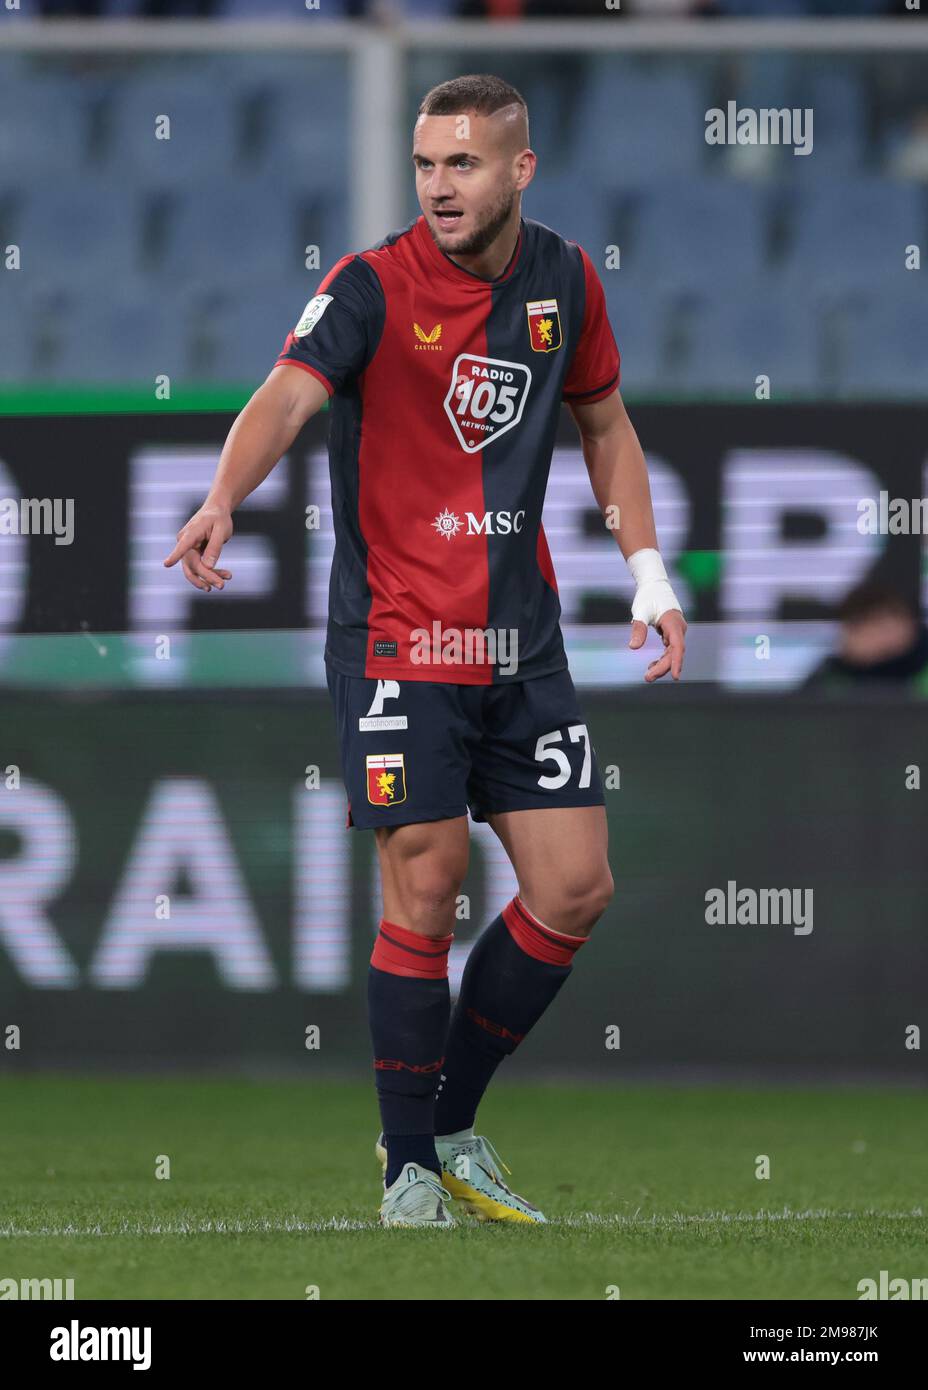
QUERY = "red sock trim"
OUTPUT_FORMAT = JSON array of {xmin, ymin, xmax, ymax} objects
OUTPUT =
[
  {"xmin": 501, "ymin": 897, "xmax": 586, "ymax": 967},
  {"xmin": 370, "ymin": 918, "xmax": 453, "ymax": 979}
]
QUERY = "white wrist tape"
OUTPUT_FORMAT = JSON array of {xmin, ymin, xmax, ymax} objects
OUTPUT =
[{"xmin": 627, "ymin": 548, "xmax": 683, "ymax": 627}]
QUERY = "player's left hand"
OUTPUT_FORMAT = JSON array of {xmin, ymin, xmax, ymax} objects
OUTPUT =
[{"xmin": 628, "ymin": 608, "xmax": 687, "ymax": 682}]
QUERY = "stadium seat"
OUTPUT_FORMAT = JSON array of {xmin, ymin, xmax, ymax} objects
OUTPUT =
[
  {"xmin": 523, "ymin": 172, "xmax": 614, "ymax": 262},
  {"xmin": 153, "ymin": 178, "xmax": 305, "ymax": 287},
  {"xmin": 600, "ymin": 281, "xmax": 670, "ymax": 398},
  {"xmin": 34, "ymin": 279, "xmax": 195, "ymax": 385},
  {"xmin": 0, "ymin": 276, "xmax": 36, "ymax": 382},
  {"xmin": 221, "ymin": 0, "xmax": 352, "ymax": 13},
  {"xmin": 197, "ymin": 277, "xmax": 316, "ymax": 383},
  {"xmin": 104, "ymin": 71, "xmax": 243, "ymax": 185},
  {"xmin": 668, "ymin": 279, "xmax": 823, "ymax": 396},
  {"xmin": 0, "ymin": 67, "xmax": 92, "ymax": 182},
  {"xmin": 16, "ymin": 176, "xmax": 141, "ymax": 285},
  {"xmin": 715, "ymin": 0, "xmax": 806, "ymax": 14},
  {"xmin": 630, "ymin": 177, "xmax": 770, "ymax": 289},
  {"xmin": 254, "ymin": 78, "xmax": 351, "ymax": 191},
  {"xmin": 841, "ymin": 281, "xmax": 928, "ymax": 397},
  {"xmin": 804, "ymin": 71, "xmax": 867, "ymax": 171},
  {"xmin": 402, "ymin": 0, "xmax": 459, "ymax": 13},
  {"xmin": 784, "ymin": 178, "xmax": 927, "ymax": 290},
  {"xmin": 570, "ymin": 59, "xmax": 710, "ymax": 188},
  {"xmin": 0, "ymin": 270, "xmax": 184, "ymax": 385}
]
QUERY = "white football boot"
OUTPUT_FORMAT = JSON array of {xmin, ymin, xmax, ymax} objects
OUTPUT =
[
  {"xmin": 376, "ymin": 1146, "xmax": 456, "ymax": 1228},
  {"xmin": 435, "ymin": 1131, "xmax": 547, "ymax": 1224}
]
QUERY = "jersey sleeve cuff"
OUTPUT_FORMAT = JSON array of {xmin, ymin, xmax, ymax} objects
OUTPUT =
[
  {"xmin": 562, "ymin": 370, "xmax": 620, "ymax": 405},
  {"xmin": 274, "ymin": 357, "xmax": 335, "ymax": 397}
]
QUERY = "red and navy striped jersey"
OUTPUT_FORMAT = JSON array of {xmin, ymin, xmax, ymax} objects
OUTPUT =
[{"xmin": 275, "ymin": 214, "xmax": 620, "ymax": 684}]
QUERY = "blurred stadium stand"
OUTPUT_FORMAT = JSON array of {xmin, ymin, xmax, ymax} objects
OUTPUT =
[{"xmin": 0, "ymin": 40, "xmax": 925, "ymax": 393}]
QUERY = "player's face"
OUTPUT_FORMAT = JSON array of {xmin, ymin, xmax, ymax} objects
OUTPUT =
[{"xmin": 413, "ymin": 113, "xmax": 523, "ymax": 257}]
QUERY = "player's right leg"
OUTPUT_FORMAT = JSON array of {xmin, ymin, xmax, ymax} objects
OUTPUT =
[
  {"xmin": 370, "ymin": 816, "xmax": 468, "ymax": 1227},
  {"xmin": 324, "ymin": 669, "xmax": 477, "ymax": 1227}
]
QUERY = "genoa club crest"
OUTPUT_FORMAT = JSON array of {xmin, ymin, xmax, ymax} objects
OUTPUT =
[
  {"xmin": 526, "ymin": 299, "xmax": 562, "ymax": 353},
  {"xmin": 366, "ymin": 753, "xmax": 407, "ymax": 806}
]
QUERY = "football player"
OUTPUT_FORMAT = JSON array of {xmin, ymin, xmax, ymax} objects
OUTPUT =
[{"xmin": 165, "ymin": 74, "xmax": 686, "ymax": 1228}]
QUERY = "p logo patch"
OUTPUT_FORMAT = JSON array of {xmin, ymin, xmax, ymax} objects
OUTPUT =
[{"xmin": 366, "ymin": 753, "xmax": 407, "ymax": 807}]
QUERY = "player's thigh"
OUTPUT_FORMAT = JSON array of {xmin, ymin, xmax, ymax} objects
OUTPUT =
[
  {"xmin": 375, "ymin": 816, "xmax": 470, "ymax": 937},
  {"xmin": 325, "ymin": 668, "xmax": 473, "ymax": 829},
  {"xmin": 468, "ymin": 668, "xmax": 605, "ymax": 821},
  {"xmin": 487, "ymin": 804, "xmax": 613, "ymax": 936},
  {"xmin": 325, "ymin": 669, "xmax": 476, "ymax": 935}
]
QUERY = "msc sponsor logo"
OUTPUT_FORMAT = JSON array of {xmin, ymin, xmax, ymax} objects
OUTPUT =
[
  {"xmin": 432, "ymin": 509, "xmax": 526, "ymax": 539},
  {"xmin": 465, "ymin": 509, "xmax": 525, "ymax": 536},
  {"xmin": 432, "ymin": 508, "xmax": 463, "ymax": 541}
]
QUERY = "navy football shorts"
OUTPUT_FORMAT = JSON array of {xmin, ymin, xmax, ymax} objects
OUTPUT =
[{"xmin": 325, "ymin": 665, "xmax": 605, "ymax": 829}]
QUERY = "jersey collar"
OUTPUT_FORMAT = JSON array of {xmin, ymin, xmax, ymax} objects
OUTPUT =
[{"xmin": 415, "ymin": 214, "xmax": 524, "ymax": 289}]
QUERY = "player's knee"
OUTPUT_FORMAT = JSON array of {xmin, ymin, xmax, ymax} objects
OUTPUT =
[
  {"xmin": 576, "ymin": 866, "xmax": 614, "ymax": 930},
  {"xmin": 589, "ymin": 865, "xmax": 615, "ymax": 924},
  {"xmin": 377, "ymin": 821, "xmax": 468, "ymax": 937},
  {"xmin": 402, "ymin": 878, "xmax": 461, "ymax": 935},
  {"xmin": 549, "ymin": 864, "xmax": 614, "ymax": 935}
]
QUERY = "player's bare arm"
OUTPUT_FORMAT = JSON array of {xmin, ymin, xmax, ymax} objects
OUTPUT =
[
  {"xmin": 162, "ymin": 364, "xmax": 329, "ymax": 592},
  {"xmin": 569, "ymin": 386, "xmax": 687, "ymax": 683}
]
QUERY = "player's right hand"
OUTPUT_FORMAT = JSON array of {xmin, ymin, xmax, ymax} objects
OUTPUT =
[{"xmin": 163, "ymin": 504, "xmax": 234, "ymax": 592}]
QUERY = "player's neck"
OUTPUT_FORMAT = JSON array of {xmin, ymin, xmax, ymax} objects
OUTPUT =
[{"xmin": 446, "ymin": 216, "xmax": 521, "ymax": 282}]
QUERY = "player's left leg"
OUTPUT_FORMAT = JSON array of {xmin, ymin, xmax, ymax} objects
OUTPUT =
[
  {"xmin": 487, "ymin": 802, "xmax": 613, "ymax": 936},
  {"xmin": 433, "ymin": 803, "xmax": 612, "ymax": 1221}
]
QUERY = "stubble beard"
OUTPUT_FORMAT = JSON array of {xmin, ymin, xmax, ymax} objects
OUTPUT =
[{"xmin": 431, "ymin": 185, "xmax": 518, "ymax": 257}]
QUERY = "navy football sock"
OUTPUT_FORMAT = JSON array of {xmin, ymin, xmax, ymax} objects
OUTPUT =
[
  {"xmin": 368, "ymin": 918, "xmax": 452, "ymax": 1186},
  {"xmin": 434, "ymin": 898, "xmax": 586, "ymax": 1137}
]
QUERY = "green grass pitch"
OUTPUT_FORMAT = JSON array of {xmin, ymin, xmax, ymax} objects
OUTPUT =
[{"xmin": 0, "ymin": 1076, "xmax": 924, "ymax": 1300}]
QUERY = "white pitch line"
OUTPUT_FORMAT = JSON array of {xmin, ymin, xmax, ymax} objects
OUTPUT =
[
  {"xmin": 0, "ymin": 1209, "xmax": 922, "ymax": 1238},
  {"xmin": 0, "ymin": 1218, "xmax": 373, "ymax": 1238},
  {"xmin": 560, "ymin": 1208, "xmax": 925, "ymax": 1228}
]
